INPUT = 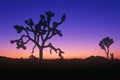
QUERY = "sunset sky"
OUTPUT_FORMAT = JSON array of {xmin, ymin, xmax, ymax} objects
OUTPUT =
[{"xmin": 0, "ymin": 0, "xmax": 120, "ymax": 59}]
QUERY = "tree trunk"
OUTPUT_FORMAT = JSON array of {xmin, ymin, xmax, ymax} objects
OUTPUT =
[
  {"xmin": 106, "ymin": 53, "xmax": 109, "ymax": 60},
  {"xmin": 39, "ymin": 48, "xmax": 43, "ymax": 60},
  {"xmin": 106, "ymin": 48, "xmax": 109, "ymax": 59}
]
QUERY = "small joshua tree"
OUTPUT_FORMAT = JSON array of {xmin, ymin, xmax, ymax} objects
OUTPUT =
[
  {"xmin": 10, "ymin": 11, "xmax": 66, "ymax": 60},
  {"xmin": 110, "ymin": 53, "xmax": 114, "ymax": 60},
  {"xmin": 99, "ymin": 37, "xmax": 114, "ymax": 59}
]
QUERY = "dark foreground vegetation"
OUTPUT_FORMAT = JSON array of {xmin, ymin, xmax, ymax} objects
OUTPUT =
[{"xmin": 0, "ymin": 56, "xmax": 120, "ymax": 79}]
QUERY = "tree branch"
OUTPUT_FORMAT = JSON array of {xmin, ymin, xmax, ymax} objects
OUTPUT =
[
  {"xmin": 20, "ymin": 35, "xmax": 28, "ymax": 40},
  {"xmin": 31, "ymin": 44, "xmax": 37, "ymax": 53},
  {"xmin": 24, "ymin": 39, "xmax": 30, "ymax": 44},
  {"xmin": 40, "ymin": 34, "xmax": 44, "ymax": 42},
  {"xmin": 44, "ymin": 43, "xmax": 64, "ymax": 59}
]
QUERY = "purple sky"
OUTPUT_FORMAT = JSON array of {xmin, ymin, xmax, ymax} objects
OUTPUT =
[{"xmin": 0, "ymin": 0, "xmax": 120, "ymax": 59}]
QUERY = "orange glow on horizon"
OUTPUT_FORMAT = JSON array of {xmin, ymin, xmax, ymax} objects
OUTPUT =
[
  {"xmin": 0, "ymin": 50, "xmax": 120, "ymax": 59},
  {"xmin": 1, "ymin": 42, "xmax": 120, "ymax": 59}
]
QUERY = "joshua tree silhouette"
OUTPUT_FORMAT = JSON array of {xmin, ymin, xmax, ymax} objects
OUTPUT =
[
  {"xmin": 110, "ymin": 53, "xmax": 114, "ymax": 60},
  {"xmin": 29, "ymin": 54, "xmax": 37, "ymax": 59},
  {"xmin": 99, "ymin": 37, "xmax": 114, "ymax": 59},
  {"xmin": 10, "ymin": 11, "xmax": 66, "ymax": 60}
]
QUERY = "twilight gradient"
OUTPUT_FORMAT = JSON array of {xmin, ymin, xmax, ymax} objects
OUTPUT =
[{"xmin": 0, "ymin": 0, "xmax": 120, "ymax": 59}]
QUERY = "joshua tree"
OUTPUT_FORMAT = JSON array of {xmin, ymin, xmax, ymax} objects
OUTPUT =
[
  {"xmin": 29, "ymin": 54, "xmax": 37, "ymax": 59},
  {"xmin": 99, "ymin": 37, "xmax": 114, "ymax": 59},
  {"xmin": 10, "ymin": 11, "xmax": 66, "ymax": 60},
  {"xmin": 110, "ymin": 53, "xmax": 114, "ymax": 60}
]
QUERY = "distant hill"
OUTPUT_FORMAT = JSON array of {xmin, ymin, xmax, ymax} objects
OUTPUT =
[
  {"xmin": 0, "ymin": 56, "xmax": 13, "ymax": 62},
  {"xmin": 85, "ymin": 55, "xmax": 106, "ymax": 61}
]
